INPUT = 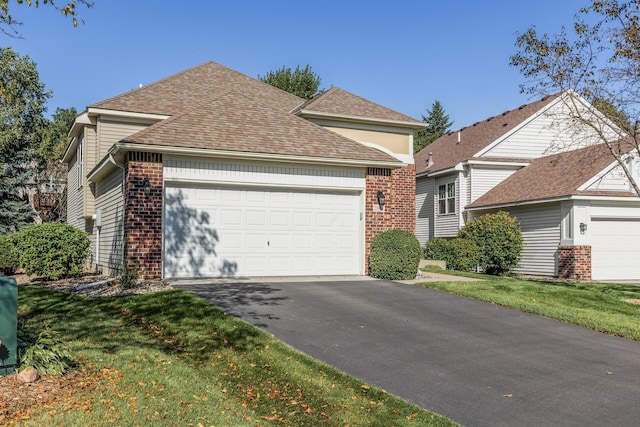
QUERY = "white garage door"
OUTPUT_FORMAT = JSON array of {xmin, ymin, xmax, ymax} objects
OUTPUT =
[
  {"xmin": 591, "ymin": 218, "xmax": 640, "ymax": 281},
  {"xmin": 163, "ymin": 184, "xmax": 362, "ymax": 278}
]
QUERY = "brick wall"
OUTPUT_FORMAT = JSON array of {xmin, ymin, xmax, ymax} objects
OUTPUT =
[
  {"xmin": 557, "ymin": 245, "xmax": 591, "ymax": 281},
  {"xmin": 364, "ymin": 164, "xmax": 416, "ymax": 273},
  {"xmin": 124, "ymin": 152, "xmax": 163, "ymax": 280}
]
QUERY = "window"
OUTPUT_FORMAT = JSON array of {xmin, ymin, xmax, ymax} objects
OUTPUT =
[
  {"xmin": 77, "ymin": 135, "xmax": 83, "ymax": 189},
  {"xmin": 438, "ymin": 182, "xmax": 456, "ymax": 214}
]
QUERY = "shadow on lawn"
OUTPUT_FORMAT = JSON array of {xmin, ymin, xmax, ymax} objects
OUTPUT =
[
  {"xmin": 171, "ymin": 281, "xmax": 288, "ymax": 328},
  {"xmin": 18, "ymin": 286, "xmax": 264, "ymax": 364}
]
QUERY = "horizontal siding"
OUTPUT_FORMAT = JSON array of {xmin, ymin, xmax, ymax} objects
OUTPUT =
[
  {"xmin": 511, "ymin": 204, "xmax": 562, "ymax": 276},
  {"xmin": 95, "ymin": 169, "xmax": 124, "ymax": 274},
  {"xmin": 66, "ymin": 153, "xmax": 84, "ymax": 230},
  {"xmin": 434, "ymin": 175, "xmax": 459, "ymax": 237},
  {"xmin": 164, "ymin": 156, "xmax": 366, "ymax": 190},
  {"xmin": 82, "ymin": 127, "xmax": 95, "ymax": 217},
  {"xmin": 482, "ymin": 101, "xmax": 612, "ymax": 159},
  {"xmin": 415, "ymin": 177, "xmax": 434, "ymax": 246},
  {"xmin": 470, "ymin": 166, "xmax": 521, "ymax": 203},
  {"xmin": 98, "ymin": 118, "xmax": 154, "ymax": 159}
]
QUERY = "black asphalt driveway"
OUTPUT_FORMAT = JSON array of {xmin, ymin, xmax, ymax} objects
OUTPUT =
[{"xmin": 172, "ymin": 278, "xmax": 640, "ymax": 426}]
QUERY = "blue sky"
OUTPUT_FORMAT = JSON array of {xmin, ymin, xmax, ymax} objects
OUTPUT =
[{"xmin": 7, "ymin": 0, "xmax": 584, "ymax": 128}]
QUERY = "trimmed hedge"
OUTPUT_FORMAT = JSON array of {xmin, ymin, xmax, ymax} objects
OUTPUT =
[
  {"xmin": 458, "ymin": 211, "xmax": 523, "ymax": 276},
  {"xmin": 15, "ymin": 222, "xmax": 90, "ymax": 280},
  {"xmin": 0, "ymin": 233, "xmax": 19, "ymax": 275},
  {"xmin": 425, "ymin": 237, "xmax": 481, "ymax": 272},
  {"xmin": 369, "ymin": 229, "xmax": 421, "ymax": 280}
]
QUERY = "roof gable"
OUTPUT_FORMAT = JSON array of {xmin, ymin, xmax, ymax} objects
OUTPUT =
[
  {"xmin": 90, "ymin": 61, "xmax": 304, "ymax": 116},
  {"xmin": 415, "ymin": 94, "xmax": 560, "ymax": 175},
  {"xmin": 122, "ymin": 90, "xmax": 399, "ymax": 163},
  {"xmin": 295, "ymin": 87, "xmax": 422, "ymax": 126},
  {"xmin": 467, "ymin": 143, "xmax": 636, "ymax": 209}
]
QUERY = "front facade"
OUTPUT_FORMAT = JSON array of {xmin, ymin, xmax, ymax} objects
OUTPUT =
[
  {"xmin": 63, "ymin": 62, "xmax": 423, "ymax": 280},
  {"xmin": 415, "ymin": 93, "xmax": 640, "ymax": 281}
]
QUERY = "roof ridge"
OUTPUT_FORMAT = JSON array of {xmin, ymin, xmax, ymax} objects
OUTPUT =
[{"xmin": 90, "ymin": 61, "xmax": 218, "ymax": 109}]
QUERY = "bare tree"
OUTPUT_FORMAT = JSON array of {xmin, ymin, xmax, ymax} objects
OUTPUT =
[{"xmin": 510, "ymin": 0, "xmax": 640, "ymax": 195}]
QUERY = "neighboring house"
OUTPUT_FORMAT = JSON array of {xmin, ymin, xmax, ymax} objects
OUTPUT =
[
  {"xmin": 62, "ymin": 62, "xmax": 424, "ymax": 280},
  {"xmin": 415, "ymin": 92, "xmax": 640, "ymax": 281}
]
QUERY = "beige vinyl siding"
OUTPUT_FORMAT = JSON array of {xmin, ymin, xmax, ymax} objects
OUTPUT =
[
  {"xmin": 511, "ymin": 204, "xmax": 562, "ymax": 276},
  {"xmin": 415, "ymin": 177, "xmax": 434, "ymax": 246},
  {"xmin": 469, "ymin": 166, "xmax": 521, "ymax": 203},
  {"xmin": 95, "ymin": 168, "xmax": 125, "ymax": 275},
  {"xmin": 82, "ymin": 127, "xmax": 96, "ymax": 217},
  {"xmin": 97, "ymin": 118, "xmax": 155, "ymax": 160},
  {"xmin": 66, "ymin": 152, "xmax": 84, "ymax": 230}
]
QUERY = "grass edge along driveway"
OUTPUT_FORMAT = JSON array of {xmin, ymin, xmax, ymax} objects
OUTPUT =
[
  {"xmin": 418, "ymin": 268, "xmax": 640, "ymax": 342},
  {"xmin": 15, "ymin": 286, "xmax": 458, "ymax": 426}
]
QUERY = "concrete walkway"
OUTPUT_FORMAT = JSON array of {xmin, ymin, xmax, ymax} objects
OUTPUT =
[{"xmin": 171, "ymin": 277, "xmax": 640, "ymax": 426}]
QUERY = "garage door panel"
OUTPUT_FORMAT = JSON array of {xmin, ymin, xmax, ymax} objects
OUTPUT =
[
  {"xmin": 163, "ymin": 185, "xmax": 361, "ymax": 278},
  {"xmin": 591, "ymin": 218, "xmax": 640, "ymax": 280}
]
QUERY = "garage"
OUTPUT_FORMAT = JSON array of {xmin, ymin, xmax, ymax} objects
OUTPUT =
[
  {"xmin": 163, "ymin": 184, "xmax": 362, "ymax": 278},
  {"xmin": 590, "ymin": 217, "xmax": 640, "ymax": 281}
]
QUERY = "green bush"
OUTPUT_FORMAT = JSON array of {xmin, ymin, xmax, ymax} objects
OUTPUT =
[
  {"xmin": 426, "ymin": 237, "xmax": 481, "ymax": 272},
  {"xmin": 17, "ymin": 323, "xmax": 75, "ymax": 375},
  {"xmin": 369, "ymin": 229, "xmax": 421, "ymax": 280},
  {"xmin": 0, "ymin": 233, "xmax": 19, "ymax": 275},
  {"xmin": 458, "ymin": 211, "xmax": 523, "ymax": 276},
  {"xmin": 119, "ymin": 264, "xmax": 139, "ymax": 289},
  {"xmin": 15, "ymin": 222, "xmax": 90, "ymax": 280}
]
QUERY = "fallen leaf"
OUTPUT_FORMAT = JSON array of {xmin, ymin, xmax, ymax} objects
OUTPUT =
[{"xmin": 501, "ymin": 394, "xmax": 513, "ymax": 398}]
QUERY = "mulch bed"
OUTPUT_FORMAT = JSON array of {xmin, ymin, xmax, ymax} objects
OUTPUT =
[{"xmin": 0, "ymin": 273, "xmax": 173, "ymax": 423}]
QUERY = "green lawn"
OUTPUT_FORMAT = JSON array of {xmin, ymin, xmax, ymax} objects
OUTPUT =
[
  {"xmin": 418, "ymin": 268, "xmax": 640, "ymax": 341},
  {"xmin": 15, "ymin": 286, "xmax": 457, "ymax": 426}
]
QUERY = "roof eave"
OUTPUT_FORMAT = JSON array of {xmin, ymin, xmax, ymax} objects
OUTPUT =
[
  {"xmin": 296, "ymin": 109, "xmax": 425, "ymax": 130},
  {"xmin": 88, "ymin": 143, "xmax": 405, "ymax": 182}
]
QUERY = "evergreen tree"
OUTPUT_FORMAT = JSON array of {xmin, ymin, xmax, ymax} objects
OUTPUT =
[
  {"xmin": 414, "ymin": 100, "xmax": 453, "ymax": 153},
  {"xmin": 259, "ymin": 65, "xmax": 322, "ymax": 100},
  {"xmin": 0, "ymin": 47, "xmax": 50, "ymax": 234}
]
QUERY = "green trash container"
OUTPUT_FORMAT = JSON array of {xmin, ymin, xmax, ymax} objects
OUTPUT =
[{"xmin": 0, "ymin": 277, "xmax": 17, "ymax": 375}]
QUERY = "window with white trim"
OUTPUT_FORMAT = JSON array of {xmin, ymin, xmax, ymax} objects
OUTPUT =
[
  {"xmin": 77, "ymin": 135, "xmax": 83, "ymax": 189},
  {"xmin": 438, "ymin": 183, "xmax": 456, "ymax": 214}
]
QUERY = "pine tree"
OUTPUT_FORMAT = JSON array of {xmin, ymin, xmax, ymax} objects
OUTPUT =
[
  {"xmin": 414, "ymin": 100, "xmax": 453, "ymax": 153},
  {"xmin": 0, "ymin": 47, "xmax": 50, "ymax": 234}
]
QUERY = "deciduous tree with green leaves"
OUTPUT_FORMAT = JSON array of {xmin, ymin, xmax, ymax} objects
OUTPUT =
[
  {"xmin": 0, "ymin": 47, "xmax": 49, "ymax": 234},
  {"xmin": 1, "ymin": 0, "xmax": 93, "ymax": 37},
  {"xmin": 510, "ymin": 0, "xmax": 640, "ymax": 195},
  {"xmin": 259, "ymin": 64, "xmax": 322, "ymax": 100},
  {"xmin": 413, "ymin": 100, "xmax": 453, "ymax": 153}
]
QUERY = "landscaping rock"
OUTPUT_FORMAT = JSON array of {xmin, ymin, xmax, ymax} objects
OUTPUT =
[{"xmin": 17, "ymin": 367, "xmax": 39, "ymax": 383}]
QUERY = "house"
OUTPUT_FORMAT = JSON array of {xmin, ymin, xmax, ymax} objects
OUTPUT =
[
  {"xmin": 415, "ymin": 92, "xmax": 640, "ymax": 281},
  {"xmin": 62, "ymin": 61, "xmax": 424, "ymax": 280}
]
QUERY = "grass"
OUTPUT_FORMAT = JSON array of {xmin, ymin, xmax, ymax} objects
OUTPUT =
[
  {"xmin": 418, "ymin": 267, "xmax": 640, "ymax": 341},
  {"xmin": 15, "ymin": 286, "xmax": 457, "ymax": 426}
]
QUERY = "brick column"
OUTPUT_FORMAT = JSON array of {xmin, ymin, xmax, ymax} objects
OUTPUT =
[
  {"xmin": 364, "ymin": 164, "xmax": 416, "ymax": 273},
  {"xmin": 124, "ymin": 152, "xmax": 163, "ymax": 280},
  {"xmin": 557, "ymin": 245, "xmax": 591, "ymax": 281}
]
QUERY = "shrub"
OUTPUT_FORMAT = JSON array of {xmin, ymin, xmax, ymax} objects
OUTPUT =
[
  {"xmin": 458, "ymin": 211, "xmax": 523, "ymax": 276},
  {"xmin": 119, "ymin": 264, "xmax": 139, "ymax": 289},
  {"xmin": 17, "ymin": 323, "xmax": 75, "ymax": 375},
  {"xmin": 369, "ymin": 229, "xmax": 421, "ymax": 280},
  {"xmin": 15, "ymin": 223, "xmax": 90, "ymax": 280},
  {"xmin": 425, "ymin": 237, "xmax": 481, "ymax": 272},
  {"xmin": 0, "ymin": 233, "xmax": 19, "ymax": 275}
]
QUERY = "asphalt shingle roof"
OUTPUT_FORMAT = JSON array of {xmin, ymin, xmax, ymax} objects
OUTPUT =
[
  {"xmin": 414, "ymin": 94, "xmax": 561, "ymax": 175},
  {"xmin": 91, "ymin": 61, "xmax": 304, "ymax": 116},
  {"xmin": 467, "ymin": 143, "xmax": 635, "ymax": 208},
  {"xmin": 296, "ymin": 87, "xmax": 423, "ymax": 125},
  {"xmin": 88, "ymin": 61, "xmax": 414, "ymax": 164},
  {"xmin": 123, "ymin": 90, "xmax": 398, "ymax": 163}
]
